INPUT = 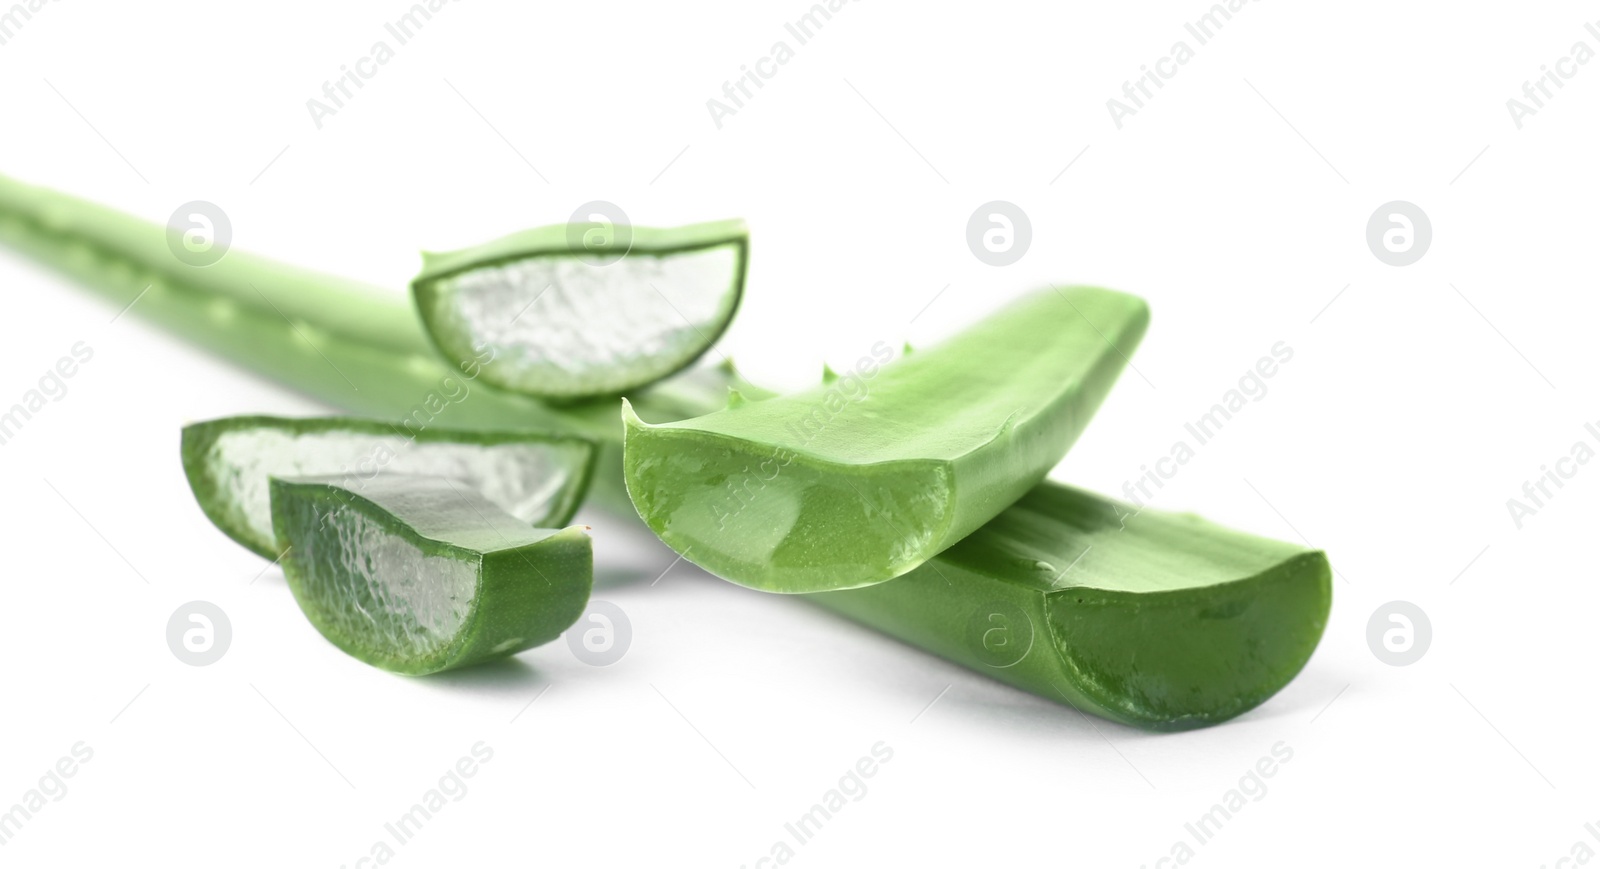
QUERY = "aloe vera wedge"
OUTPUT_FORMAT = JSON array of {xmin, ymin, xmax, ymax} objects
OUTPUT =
[
  {"xmin": 181, "ymin": 416, "xmax": 597, "ymax": 560},
  {"xmin": 411, "ymin": 219, "xmax": 747, "ymax": 400},
  {"xmin": 269, "ymin": 474, "xmax": 592, "ymax": 675},
  {"xmin": 622, "ymin": 287, "xmax": 1150, "ymax": 592},
  {"xmin": 811, "ymin": 482, "xmax": 1333, "ymax": 730}
]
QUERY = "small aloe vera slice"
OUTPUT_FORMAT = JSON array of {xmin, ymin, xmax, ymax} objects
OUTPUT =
[
  {"xmin": 623, "ymin": 287, "xmax": 1150, "ymax": 593},
  {"xmin": 810, "ymin": 482, "xmax": 1333, "ymax": 730},
  {"xmin": 411, "ymin": 219, "xmax": 748, "ymax": 400},
  {"xmin": 270, "ymin": 474, "xmax": 592, "ymax": 675},
  {"xmin": 182, "ymin": 416, "xmax": 596, "ymax": 560}
]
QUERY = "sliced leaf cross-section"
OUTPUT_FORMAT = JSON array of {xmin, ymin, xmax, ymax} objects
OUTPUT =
[
  {"xmin": 182, "ymin": 415, "xmax": 596, "ymax": 559},
  {"xmin": 412, "ymin": 219, "xmax": 748, "ymax": 400}
]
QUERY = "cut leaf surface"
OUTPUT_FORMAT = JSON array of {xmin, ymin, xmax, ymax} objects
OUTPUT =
[
  {"xmin": 270, "ymin": 474, "xmax": 592, "ymax": 675},
  {"xmin": 810, "ymin": 482, "xmax": 1333, "ymax": 730},
  {"xmin": 182, "ymin": 416, "xmax": 596, "ymax": 560},
  {"xmin": 623, "ymin": 286, "xmax": 1150, "ymax": 592},
  {"xmin": 412, "ymin": 219, "xmax": 748, "ymax": 400}
]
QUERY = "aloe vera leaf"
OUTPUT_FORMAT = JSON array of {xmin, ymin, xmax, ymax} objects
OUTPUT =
[
  {"xmin": 811, "ymin": 482, "xmax": 1333, "ymax": 730},
  {"xmin": 622, "ymin": 286, "xmax": 1150, "ymax": 593},
  {"xmin": 7, "ymin": 176, "xmax": 1330, "ymax": 726},
  {"xmin": 269, "ymin": 474, "xmax": 592, "ymax": 675},
  {"xmin": 0, "ymin": 173, "xmax": 708, "ymax": 449},
  {"xmin": 181, "ymin": 415, "xmax": 598, "ymax": 560},
  {"xmin": 411, "ymin": 219, "xmax": 747, "ymax": 401}
]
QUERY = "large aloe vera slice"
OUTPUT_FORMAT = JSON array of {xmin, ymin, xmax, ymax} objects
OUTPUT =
[
  {"xmin": 811, "ymin": 482, "xmax": 1333, "ymax": 730},
  {"xmin": 412, "ymin": 219, "xmax": 747, "ymax": 400},
  {"xmin": 182, "ymin": 416, "xmax": 596, "ymax": 560},
  {"xmin": 623, "ymin": 287, "xmax": 1150, "ymax": 592},
  {"xmin": 270, "ymin": 474, "xmax": 592, "ymax": 675}
]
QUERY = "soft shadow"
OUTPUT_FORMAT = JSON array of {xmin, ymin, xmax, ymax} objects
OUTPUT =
[
  {"xmin": 797, "ymin": 600, "xmax": 1156, "ymax": 742},
  {"xmin": 937, "ymin": 677, "xmax": 1177, "ymax": 743},
  {"xmin": 415, "ymin": 655, "xmax": 548, "ymax": 699}
]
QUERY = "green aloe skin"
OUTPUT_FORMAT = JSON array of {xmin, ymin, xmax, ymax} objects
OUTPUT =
[
  {"xmin": 1, "ymin": 173, "xmax": 1332, "ymax": 728},
  {"xmin": 181, "ymin": 415, "xmax": 599, "ymax": 560},
  {"xmin": 413, "ymin": 218, "xmax": 748, "ymax": 401},
  {"xmin": 271, "ymin": 474, "xmax": 592, "ymax": 675},
  {"xmin": 622, "ymin": 287, "xmax": 1150, "ymax": 592},
  {"xmin": 812, "ymin": 483, "xmax": 1332, "ymax": 731}
]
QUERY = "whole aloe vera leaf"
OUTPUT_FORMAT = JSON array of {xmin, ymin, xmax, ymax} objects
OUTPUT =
[
  {"xmin": 811, "ymin": 482, "xmax": 1333, "ymax": 730},
  {"xmin": 270, "ymin": 474, "xmax": 591, "ymax": 675},
  {"xmin": 182, "ymin": 415, "xmax": 598, "ymax": 560},
  {"xmin": 412, "ymin": 219, "xmax": 747, "ymax": 401},
  {"xmin": 622, "ymin": 286, "xmax": 1150, "ymax": 593}
]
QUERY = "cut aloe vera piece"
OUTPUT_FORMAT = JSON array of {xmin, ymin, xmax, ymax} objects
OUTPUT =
[
  {"xmin": 182, "ymin": 416, "xmax": 596, "ymax": 560},
  {"xmin": 411, "ymin": 219, "xmax": 748, "ymax": 401},
  {"xmin": 269, "ymin": 474, "xmax": 592, "ymax": 675},
  {"xmin": 810, "ymin": 482, "xmax": 1333, "ymax": 730},
  {"xmin": 623, "ymin": 286, "xmax": 1149, "ymax": 593}
]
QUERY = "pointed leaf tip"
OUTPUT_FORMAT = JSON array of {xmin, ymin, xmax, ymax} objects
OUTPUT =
[
  {"xmin": 620, "ymin": 396, "xmax": 645, "ymax": 427},
  {"xmin": 902, "ymin": 341, "xmax": 915, "ymax": 355},
  {"xmin": 822, "ymin": 364, "xmax": 839, "ymax": 384},
  {"xmin": 727, "ymin": 387, "xmax": 748, "ymax": 409}
]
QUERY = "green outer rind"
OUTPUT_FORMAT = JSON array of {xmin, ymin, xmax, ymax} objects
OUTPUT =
[
  {"xmin": 269, "ymin": 476, "xmax": 593, "ymax": 675},
  {"xmin": 621, "ymin": 287, "xmax": 1150, "ymax": 593},
  {"xmin": 410, "ymin": 219, "xmax": 749, "ymax": 402},
  {"xmin": 808, "ymin": 484, "xmax": 1333, "ymax": 730},
  {"xmin": 180, "ymin": 415, "xmax": 599, "ymax": 560},
  {"xmin": 413, "ymin": 218, "xmax": 750, "ymax": 283}
]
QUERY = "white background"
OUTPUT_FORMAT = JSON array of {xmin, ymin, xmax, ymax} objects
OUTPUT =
[{"xmin": 2, "ymin": 1, "xmax": 1598, "ymax": 866}]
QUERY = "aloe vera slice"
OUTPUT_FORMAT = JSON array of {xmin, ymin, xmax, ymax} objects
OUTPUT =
[
  {"xmin": 623, "ymin": 287, "xmax": 1150, "ymax": 593},
  {"xmin": 811, "ymin": 482, "xmax": 1333, "ymax": 730},
  {"xmin": 269, "ymin": 474, "xmax": 592, "ymax": 675},
  {"xmin": 411, "ymin": 219, "xmax": 748, "ymax": 401},
  {"xmin": 182, "ymin": 416, "xmax": 596, "ymax": 560}
]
